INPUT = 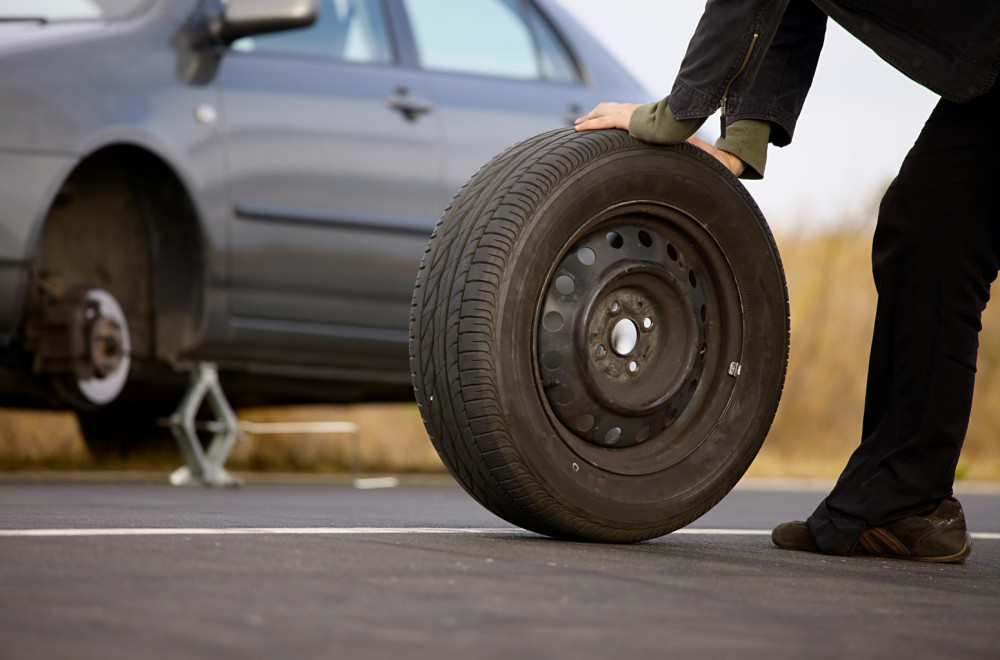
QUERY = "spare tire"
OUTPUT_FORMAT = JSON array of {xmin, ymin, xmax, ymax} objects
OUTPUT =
[{"xmin": 410, "ymin": 128, "xmax": 788, "ymax": 542}]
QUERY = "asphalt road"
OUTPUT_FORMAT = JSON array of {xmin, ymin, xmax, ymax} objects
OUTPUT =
[{"xmin": 1, "ymin": 478, "xmax": 998, "ymax": 660}]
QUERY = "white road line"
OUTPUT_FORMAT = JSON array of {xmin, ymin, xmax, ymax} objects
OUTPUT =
[
  {"xmin": 0, "ymin": 527, "xmax": 998, "ymax": 540},
  {"xmin": 676, "ymin": 529, "xmax": 771, "ymax": 536},
  {"xmin": 0, "ymin": 527, "xmax": 512, "ymax": 538}
]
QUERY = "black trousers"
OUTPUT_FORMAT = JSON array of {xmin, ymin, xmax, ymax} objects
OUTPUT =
[{"xmin": 808, "ymin": 83, "xmax": 1000, "ymax": 555}]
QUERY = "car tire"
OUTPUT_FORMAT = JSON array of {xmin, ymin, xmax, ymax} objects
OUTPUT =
[
  {"xmin": 76, "ymin": 398, "xmax": 179, "ymax": 462},
  {"xmin": 410, "ymin": 128, "xmax": 789, "ymax": 542}
]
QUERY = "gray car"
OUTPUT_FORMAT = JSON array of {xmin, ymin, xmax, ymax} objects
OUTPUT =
[{"xmin": 0, "ymin": 0, "xmax": 648, "ymax": 450}]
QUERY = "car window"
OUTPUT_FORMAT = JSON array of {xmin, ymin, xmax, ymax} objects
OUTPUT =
[
  {"xmin": 231, "ymin": 0, "xmax": 394, "ymax": 65},
  {"xmin": 0, "ymin": 0, "xmax": 150, "ymax": 20},
  {"xmin": 401, "ymin": 0, "xmax": 550, "ymax": 80},
  {"xmin": 524, "ymin": 2, "xmax": 580, "ymax": 84}
]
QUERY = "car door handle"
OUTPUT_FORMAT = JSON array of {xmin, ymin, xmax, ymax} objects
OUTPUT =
[{"xmin": 387, "ymin": 88, "xmax": 434, "ymax": 121}]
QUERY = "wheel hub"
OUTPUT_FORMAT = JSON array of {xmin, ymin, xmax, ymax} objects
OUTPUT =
[
  {"xmin": 34, "ymin": 288, "xmax": 132, "ymax": 408},
  {"xmin": 538, "ymin": 222, "xmax": 709, "ymax": 448}
]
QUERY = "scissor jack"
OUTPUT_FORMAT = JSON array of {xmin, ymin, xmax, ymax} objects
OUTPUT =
[{"xmin": 162, "ymin": 362, "xmax": 391, "ymax": 488}]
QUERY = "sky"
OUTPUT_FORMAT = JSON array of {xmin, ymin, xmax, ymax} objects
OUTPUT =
[{"xmin": 553, "ymin": 1, "xmax": 941, "ymax": 233}]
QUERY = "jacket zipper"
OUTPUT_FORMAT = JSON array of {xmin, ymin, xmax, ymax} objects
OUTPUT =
[{"xmin": 720, "ymin": 32, "xmax": 759, "ymax": 139}]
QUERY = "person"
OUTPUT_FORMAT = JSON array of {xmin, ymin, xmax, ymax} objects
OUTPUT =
[{"xmin": 575, "ymin": 0, "xmax": 1000, "ymax": 563}]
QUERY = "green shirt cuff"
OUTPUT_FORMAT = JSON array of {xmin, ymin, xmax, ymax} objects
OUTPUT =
[
  {"xmin": 628, "ymin": 97, "xmax": 706, "ymax": 145},
  {"xmin": 714, "ymin": 120, "xmax": 771, "ymax": 180}
]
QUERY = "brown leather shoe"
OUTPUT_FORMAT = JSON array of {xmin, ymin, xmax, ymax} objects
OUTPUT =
[
  {"xmin": 771, "ymin": 520, "xmax": 824, "ymax": 554},
  {"xmin": 771, "ymin": 498, "xmax": 972, "ymax": 563},
  {"xmin": 855, "ymin": 498, "xmax": 972, "ymax": 563}
]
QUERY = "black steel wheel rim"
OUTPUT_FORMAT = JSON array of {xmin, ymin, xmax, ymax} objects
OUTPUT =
[{"xmin": 535, "ymin": 202, "xmax": 744, "ymax": 476}]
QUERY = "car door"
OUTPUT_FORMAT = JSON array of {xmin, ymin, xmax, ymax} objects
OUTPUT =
[
  {"xmin": 395, "ymin": 0, "xmax": 598, "ymax": 207},
  {"xmin": 218, "ymin": 0, "xmax": 440, "ymax": 361}
]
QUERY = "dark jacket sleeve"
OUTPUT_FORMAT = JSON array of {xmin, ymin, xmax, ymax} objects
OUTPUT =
[
  {"xmin": 667, "ymin": 0, "xmax": 792, "ymax": 122},
  {"xmin": 668, "ymin": 0, "xmax": 827, "ymax": 147},
  {"xmin": 728, "ymin": 0, "xmax": 827, "ymax": 147},
  {"xmin": 629, "ymin": 0, "xmax": 825, "ymax": 176},
  {"xmin": 629, "ymin": 0, "xmax": 793, "ymax": 148}
]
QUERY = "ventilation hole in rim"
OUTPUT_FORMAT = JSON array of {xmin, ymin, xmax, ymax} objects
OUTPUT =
[
  {"xmin": 555, "ymin": 275, "xmax": 575, "ymax": 295},
  {"xmin": 638, "ymin": 230, "xmax": 652, "ymax": 247},
  {"xmin": 667, "ymin": 244, "xmax": 678, "ymax": 261},
  {"xmin": 542, "ymin": 311, "xmax": 564, "ymax": 332},
  {"xmin": 551, "ymin": 386, "xmax": 575, "ymax": 405},
  {"xmin": 542, "ymin": 351, "xmax": 563, "ymax": 370},
  {"xmin": 688, "ymin": 270, "xmax": 698, "ymax": 288},
  {"xmin": 607, "ymin": 232, "xmax": 624, "ymax": 249},
  {"xmin": 575, "ymin": 414, "xmax": 595, "ymax": 432},
  {"xmin": 577, "ymin": 247, "xmax": 596, "ymax": 266},
  {"xmin": 604, "ymin": 427, "xmax": 622, "ymax": 445}
]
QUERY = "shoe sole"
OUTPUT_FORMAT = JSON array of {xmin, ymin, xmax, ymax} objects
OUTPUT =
[
  {"xmin": 858, "ymin": 531, "xmax": 973, "ymax": 564},
  {"xmin": 907, "ymin": 532, "xmax": 973, "ymax": 564}
]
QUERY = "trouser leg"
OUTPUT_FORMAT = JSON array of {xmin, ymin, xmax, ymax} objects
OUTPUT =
[{"xmin": 807, "ymin": 85, "xmax": 1000, "ymax": 555}]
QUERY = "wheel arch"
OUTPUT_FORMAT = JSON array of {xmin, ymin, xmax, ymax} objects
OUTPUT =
[{"xmin": 29, "ymin": 143, "xmax": 207, "ymax": 370}]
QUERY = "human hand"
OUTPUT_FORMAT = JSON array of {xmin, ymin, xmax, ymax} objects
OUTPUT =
[
  {"xmin": 574, "ymin": 102, "xmax": 639, "ymax": 132},
  {"xmin": 686, "ymin": 135, "xmax": 746, "ymax": 177}
]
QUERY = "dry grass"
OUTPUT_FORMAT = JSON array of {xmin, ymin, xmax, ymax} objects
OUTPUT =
[
  {"xmin": 749, "ymin": 228, "xmax": 1000, "ymax": 481},
  {"xmin": 0, "ymin": 403, "xmax": 443, "ymax": 474},
  {"xmin": 1, "ymin": 227, "xmax": 998, "ymax": 480},
  {"xmin": 0, "ymin": 409, "xmax": 89, "ymax": 469},
  {"xmin": 228, "ymin": 404, "xmax": 443, "ymax": 474}
]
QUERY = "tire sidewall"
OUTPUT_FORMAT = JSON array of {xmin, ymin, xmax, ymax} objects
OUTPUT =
[{"xmin": 490, "ymin": 143, "xmax": 786, "ymax": 529}]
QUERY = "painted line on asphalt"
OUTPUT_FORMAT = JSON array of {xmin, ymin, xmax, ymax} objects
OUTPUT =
[
  {"xmin": 0, "ymin": 527, "xmax": 998, "ymax": 540},
  {"xmin": 0, "ymin": 527, "xmax": 514, "ymax": 538}
]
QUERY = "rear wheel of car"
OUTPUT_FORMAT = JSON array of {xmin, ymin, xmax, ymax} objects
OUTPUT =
[
  {"xmin": 30, "ymin": 153, "xmax": 186, "ymax": 461},
  {"xmin": 76, "ymin": 398, "xmax": 179, "ymax": 462},
  {"xmin": 410, "ymin": 128, "xmax": 789, "ymax": 542}
]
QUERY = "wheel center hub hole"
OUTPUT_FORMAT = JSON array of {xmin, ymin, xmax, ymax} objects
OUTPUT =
[{"xmin": 610, "ymin": 318, "xmax": 639, "ymax": 356}]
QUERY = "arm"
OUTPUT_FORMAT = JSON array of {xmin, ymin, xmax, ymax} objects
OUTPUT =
[
  {"xmin": 574, "ymin": 103, "xmax": 759, "ymax": 178},
  {"xmin": 577, "ymin": 0, "xmax": 826, "ymax": 179}
]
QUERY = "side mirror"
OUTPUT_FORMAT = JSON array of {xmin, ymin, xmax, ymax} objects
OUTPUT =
[{"xmin": 217, "ymin": 0, "xmax": 319, "ymax": 44}]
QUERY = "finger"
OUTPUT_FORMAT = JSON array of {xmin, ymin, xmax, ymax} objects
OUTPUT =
[
  {"xmin": 686, "ymin": 136, "xmax": 745, "ymax": 177},
  {"xmin": 575, "ymin": 102, "xmax": 622, "ymax": 124},
  {"xmin": 686, "ymin": 135, "xmax": 710, "ymax": 150},
  {"xmin": 574, "ymin": 115, "xmax": 620, "ymax": 132},
  {"xmin": 574, "ymin": 104, "xmax": 602, "ymax": 124}
]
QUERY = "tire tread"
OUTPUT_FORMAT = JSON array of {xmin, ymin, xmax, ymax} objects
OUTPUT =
[{"xmin": 411, "ymin": 128, "xmax": 788, "ymax": 542}]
